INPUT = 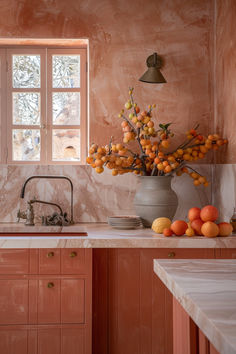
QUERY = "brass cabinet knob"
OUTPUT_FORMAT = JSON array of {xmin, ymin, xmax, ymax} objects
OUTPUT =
[
  {"xmin": 70, "ymin": 251, "xmax": 77, "ymax": 258},
  {"xmin": 47, "ymin": 252, "xmax": 54, "ymax": 258},
  {"xmin": 168, "ymin": 252, "xmax": 176, "ymax": 258},
  {"xmin": 47, "ymin": 282, "xmax": 54, "ymax": 288}
]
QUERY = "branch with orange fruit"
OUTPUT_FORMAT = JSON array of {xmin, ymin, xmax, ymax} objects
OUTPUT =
[{"xmin": 87, "ymin": 88, "xmax": 228, "ymax": 186}]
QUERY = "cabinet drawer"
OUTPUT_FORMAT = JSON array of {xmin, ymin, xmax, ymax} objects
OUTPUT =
[
  {"xmin": 61, "ymin": 249, "xmax": 86, "ymax": 274},
  {"xmin": 0, "ymin": 280, "xmax": 28, "ymax": 324},
  {"xmin": 157, "ymin": 248, "xmax": 215, "ymax": 259},
  {"xmin": 0, "ymin": 250, "xmax": 29, "ymax": 274},
  {"xmin": 39, "ymin": 249, "xmax": 60, "ymax": 274},
  {"xmin": 218, "ymin": 249, "xmax": 236, "ymax": 259}
]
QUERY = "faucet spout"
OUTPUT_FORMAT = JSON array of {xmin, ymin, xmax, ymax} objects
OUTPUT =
[{"xmin": 20, "ymin": 175, "xmax": 74, "ymax": 224}]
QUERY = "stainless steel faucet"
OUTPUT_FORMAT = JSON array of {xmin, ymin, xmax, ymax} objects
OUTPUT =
[{"xmin": 19, "ymin": 175, "xmax": 74, "ymax": 225}]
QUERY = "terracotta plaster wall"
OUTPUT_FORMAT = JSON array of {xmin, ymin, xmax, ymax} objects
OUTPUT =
[
  {"xmin": 215, "ymin": 0, "xmax": 236, "ymax": 163},
  {"xmin": 0, "ymin": 0, "xmax": 215, "ymax": 221},
  {"xmin": 0, "ymin": 0, "xmax": 214, "ymax": 145}
]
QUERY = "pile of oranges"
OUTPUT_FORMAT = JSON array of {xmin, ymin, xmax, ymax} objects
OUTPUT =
[
  {"xmin": 87, "ymin": 88, "xmax": 228, "ymax": 186},
  {"xmin": 159, "ymin": 205, "xmax": 233, "ymax": 238}
]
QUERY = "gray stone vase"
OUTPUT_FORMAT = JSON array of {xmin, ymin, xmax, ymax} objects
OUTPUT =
[{"xmin": 134, "ymin": 176, "xmax": 178, "ymax": 227}]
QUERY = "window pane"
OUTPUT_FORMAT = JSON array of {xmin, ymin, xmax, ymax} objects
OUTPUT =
[
  {"xmin": 53, "ymin": 92, "xmax": 80, "ymax": 125},
  {"xmin": 13, "ymin": 93, "xmax": 40, "ymax": 125},
  {"xmin": 12, "ymin": 129, "xmax": 40, "ymax": 161},
  {"xmin": 52, "ymin": 129, "xmax": 80, "ymax": 161},
  {"xmin": 52, "ymin": 55, "xmax": 80, "ymax": 88},
  {"xmin": 13, "ymin": 55, "xmax": 40, "ymax": 88}
]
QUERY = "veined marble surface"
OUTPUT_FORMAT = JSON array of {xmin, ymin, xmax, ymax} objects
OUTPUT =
[
  {"xmin": 0, "ymin": 222, "xmax": 235, "ymax": 248},
  {"xmin": 154, "ymin": 259, "xmax": 236, "ymax": 354},
  {"xmin": 0, "ymin": 164, "xmax": 211, "ymax": 223},
  {"xmin": 213, "ymin": 164, "xmax": 236, "ymax": 221}
]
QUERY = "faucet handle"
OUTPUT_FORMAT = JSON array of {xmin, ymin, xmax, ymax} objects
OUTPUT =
[{"xmin": 17, "ymin": 209, "xmax": 26, "ymax": 222}]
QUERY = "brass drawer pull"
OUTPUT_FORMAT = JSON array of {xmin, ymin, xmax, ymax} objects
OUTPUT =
[
  {"xmin": 168, "ymin": 252, "xmax": 175, "ymax": 258},
  {"xmin": 47, "ymin": 252, "xmax": 54, "ymax": 258},
  {"xmin": 70, "ymin": 251, "xmax": 77, "ymax": 258},
  {"xmin": 47, "ymin": 282, "xmax": 54, "ymax": 288}
]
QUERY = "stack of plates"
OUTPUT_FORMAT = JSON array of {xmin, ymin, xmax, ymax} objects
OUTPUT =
[{"xmin": 108, "ymin": 216, "xmax": 143, "ymax": 230}]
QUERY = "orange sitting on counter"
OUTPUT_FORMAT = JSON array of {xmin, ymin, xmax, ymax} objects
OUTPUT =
[{"xmin": 152, "ymin": 205, "xmax": 233, "ymax": 237}]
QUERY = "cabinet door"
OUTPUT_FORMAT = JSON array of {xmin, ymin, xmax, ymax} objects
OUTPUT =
[
  {"xmin": 61, "ymin": 279, "xmax": 85, "ymax": 323},
  {"xmin": 0, "ymin": 329, "xmax": 28, "ymax": 354},
  {"xmin": 61, "ymin": 249, "xmax": 86, "ymax": 274},
  {"xmin": 37, "ymin": 279, "xmax": 60, "ymax": 324},
  {"xmin": 37, "ymin": 278, "xmax": 85, "ymax": 324},
  {"xmin": 0, "ymin": 280, "xmax": 28, "ymax": 324}
]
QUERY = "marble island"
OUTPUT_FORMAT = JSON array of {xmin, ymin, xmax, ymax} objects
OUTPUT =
[
  {"xmin": 154, "ymin": 259, "xmax": 236, "ymax": 354},
  {"xmin": 0, "ymin": 222, "xmax": 235, "ymax": 248}
]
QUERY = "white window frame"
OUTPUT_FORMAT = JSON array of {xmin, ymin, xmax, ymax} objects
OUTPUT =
[{"xmin": 0, "ymin": 45, "xmax": 87, "ymax": 165}]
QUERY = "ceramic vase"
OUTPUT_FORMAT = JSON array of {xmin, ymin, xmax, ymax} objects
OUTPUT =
[{"xmin": 134, "ymin": 176, "xmax": 178, "ymax": 227}]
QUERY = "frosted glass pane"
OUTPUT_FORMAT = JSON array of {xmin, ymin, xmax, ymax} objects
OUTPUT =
[
  {"xmin": 13, "ymin": 55, "xmax": 40, "ymax": 88},
  {"xmin": 52, "ymin": 129, "xmax": 80, "ymax": 161},
  {"xmin": 12, "ymin": 129, "xmax": 40, "ymax": 161},
  {"xmin": 52, "ymin": 55, "xmax": 80, "ymax": 88},
  {"xmin": 53, "ymin": 92, "xmax": 80, "ymax": 125},
  {"xmin": 13, "ymin": 93, "xmax": 40, "ymax": 125}
]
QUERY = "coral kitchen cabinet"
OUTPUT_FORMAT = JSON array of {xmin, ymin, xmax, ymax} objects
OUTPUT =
[{"xmin": 0, "ymin": 249, "xmax": 92, "ymax": 354}]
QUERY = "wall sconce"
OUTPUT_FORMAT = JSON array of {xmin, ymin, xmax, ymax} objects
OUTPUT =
[{"xmin": 139, "ymin": 52, "xmax": 166, "ymax": 84}]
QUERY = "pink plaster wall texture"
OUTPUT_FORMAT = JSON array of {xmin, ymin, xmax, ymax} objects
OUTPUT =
[
  {"xmin": 215, "ymin": 0, "xmax": 236, "ymax": 163},
  {"xmin": 0, "ymin": 0, "xmax": 217, "ymax": 221},
  {"xmin": 0, "ymin": 0, "xmax": 214, "ymax": 147}
]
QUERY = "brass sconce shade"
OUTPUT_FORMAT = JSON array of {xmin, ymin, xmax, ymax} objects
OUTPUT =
[{"xmin": 139, "ymin": 53, "xmax": 166, "ymax": 84}]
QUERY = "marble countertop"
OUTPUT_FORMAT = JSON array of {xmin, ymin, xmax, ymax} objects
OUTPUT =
[
  {"xmin": 154, "ymin": 259, "xmax": 236, "ymax": 354},
  {"xmin": 0, "ymin": 222, "xmax": 235, "ymax": 248}
]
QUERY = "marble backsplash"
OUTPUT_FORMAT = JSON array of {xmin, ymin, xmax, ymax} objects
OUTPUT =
[
  {"xmin": 212, "ymin": 164, "xmax": 236, "ymax": 222},
  {"xmin": 0, "ymin": 164, "xmax": 213, "ymax": 224}
]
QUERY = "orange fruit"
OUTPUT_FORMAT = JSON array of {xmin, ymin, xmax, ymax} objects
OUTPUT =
[
  {"xmin": 163, "ymin": 228, "xmax": 173, "ymax": 237},
  {"xmin": 218, "ymin": 222, "xmax": 233, "ymax": 236},
  {"xmin": 186, "ymin": 227, "xmax": 195, "ymax": 237},
  {"xmin": 191, "ymin": 218, "xmax": 204, "ymax": 235},
  {"xmin": 200, "ymin": 205, "xmax": 218, "ymax": 222},
  {"xmin": 188, "ymin": 207, "xmax": 201, "ymax": 222},
  {"xmin": 201, "ymin": 221, "xmax": 219, "ymax": 237},
  {"xmin": 171, "ymin": 220, "xmax": 188, "ymax": 236}
]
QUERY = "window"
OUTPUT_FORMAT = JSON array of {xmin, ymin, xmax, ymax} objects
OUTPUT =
[{"xmin": 0, "ymin": 45, "xmax": 87, "ymax": 164}]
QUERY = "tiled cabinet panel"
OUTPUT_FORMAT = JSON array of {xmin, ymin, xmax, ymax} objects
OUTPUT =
[
  {"xmin": 173, "ymin": 297, "xmax": 219, "ymax": 354},
  {"xmin": 0, "ymin": 279, "xmax": 29, "ymax": 324},
  {"xmin": 0, "ymin": 328, "xmax": 28, "ymax": 354},
  {"xmin": 38, "ymin": 327, "xmax": 85, "ymax": 354},
  {"xmin": 61, "ymin": 279, "xmax": 85, "ymax": 323},
  {"xmin": 38, "ymin": 249, "xmax": 61, "ymax": 274},
  {"xmin": 0, "ymin": 250, "xmax": 29, "ymax": 274},
  {"xmin": 61, "ymin": 249, "xmax": 87, "ymax": 274},
  {"xmin": 92, "ymin": 248, "xmax": 216, "ymax": 354},
  {"xmin": 0, "ymin": 248, "xmax": 92, "ymax": 354},
  {"xmin": 37, "ymin": 278, "xmax": 85, "ymax": 324},
  {"xmin": 215, "ymin": 248, "xmax": 236, "ymax": 258},
  {"xmin": 37, "ymin": 279, "xmax": 61, "ymax": 324},
  {"xmin": 0, "ymin": 327, "xmax": 86, "ymax": 354}
]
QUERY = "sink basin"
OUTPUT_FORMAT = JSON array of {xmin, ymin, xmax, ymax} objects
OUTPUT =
[{"xmin": 0, "ymin": 222, "xmax": 88, "ymax": 236}]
